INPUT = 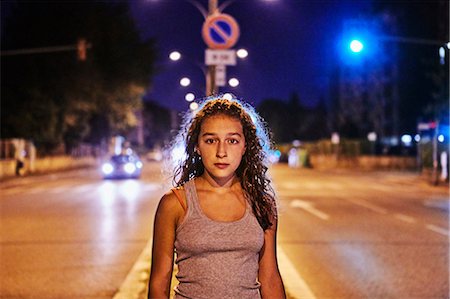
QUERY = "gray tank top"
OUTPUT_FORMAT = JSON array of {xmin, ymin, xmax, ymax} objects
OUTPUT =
[{"xmin": 174, "ymin": 180, "xmax": 264, "ymax": 299}]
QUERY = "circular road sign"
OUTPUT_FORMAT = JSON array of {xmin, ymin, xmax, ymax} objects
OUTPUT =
[{"xmin": 202, "ymin": 13, "xmax": 240, "ymax": 50}]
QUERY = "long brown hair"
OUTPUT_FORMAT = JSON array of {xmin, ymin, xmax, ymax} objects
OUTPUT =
[{"xmin": 169, "ymin": 95, "xmax": 277, "ymax": 230}]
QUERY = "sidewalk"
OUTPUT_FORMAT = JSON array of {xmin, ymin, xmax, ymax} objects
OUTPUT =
[{"xmin": 0, "ymin": 166, "xmax": 96, "ymax": 189}]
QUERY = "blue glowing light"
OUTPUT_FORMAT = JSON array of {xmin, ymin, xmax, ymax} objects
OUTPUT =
[{"xmin": 350, "ymin": 40, "xmax": 364, "ymax": 53}]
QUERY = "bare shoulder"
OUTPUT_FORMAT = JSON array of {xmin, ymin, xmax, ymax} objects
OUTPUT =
[{"xmin": 155, "ymin": 188, "xmax": 186, "ymax": 223}]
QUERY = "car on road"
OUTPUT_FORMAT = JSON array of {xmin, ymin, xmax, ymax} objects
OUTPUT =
[{"xmin": 101, "ymin": 154, "xmax": 143, "ymax": 179}]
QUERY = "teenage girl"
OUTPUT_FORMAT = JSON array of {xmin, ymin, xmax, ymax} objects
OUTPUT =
[{"xmin": 148, "ymin": 95, "xmax": 286, "ymax": 299}]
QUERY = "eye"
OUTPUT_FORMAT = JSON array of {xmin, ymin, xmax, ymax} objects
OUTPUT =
[
  {"xmin": 228, "ymin": 138, "xmax": 239, "ymax": 144},
  {"xmin": 204, "ymin": 138, "xmax": 215, "ymax": 144}
]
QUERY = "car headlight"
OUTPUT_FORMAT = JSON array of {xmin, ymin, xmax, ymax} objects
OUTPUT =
[
  {"xmin": 102, "ymin": 163, "xmax": 114, "ymax": 175},
  {"xmin": 124, "ymin": 162, "xmax": 136, "ymax": 174}
]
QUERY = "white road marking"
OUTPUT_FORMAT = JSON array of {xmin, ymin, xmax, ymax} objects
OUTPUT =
[
  {"xmin": 290, "ymin": 199, "xmax": 330, "ymax": 220},
  {"xmin": 28, "ymin": 187, "xmax": 46, "ymax": 194},
  {"xmin": 49, "ymin": 187, "xmax": 67, "ymax": 194},
  {"xmin": 394, "ymin": 213, "xmax": 417, "ymax": 224},
  {"xmin": 73, "ymin": 185, "xmax": 92, "ymax": 194},
  {"xmin": 424, "ymin": 200, "xmax": 449, "ymax": 210},
  {"xmin": 426, "ymin": 224, "xmax": 449, "ymax": 236},
  {"xmin": 113, "ymin": 237, "xmax": 317, "ymax": 299},
  {"xmin": 113, "ymin": 238, "xmax": 152, "ymax": 299},
  {"xmin": 344, "ymin": 198, "xmax": 388, "ymax": 214},
  {"xmin": 278, "ymin": 246, "xmax": 317, "ymax": 299}
]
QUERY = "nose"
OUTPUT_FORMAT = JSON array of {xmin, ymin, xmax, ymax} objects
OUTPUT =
[{"xmin": 216, "ymin": 141, "xmax": 227, "ymax": 158}]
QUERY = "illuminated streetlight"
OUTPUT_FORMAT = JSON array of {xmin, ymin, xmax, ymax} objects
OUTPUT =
[
  {"xmin": 180, "ymin": 77, "xmax": 191, "ymax": 87},
  {"xmin": 223, "ymin": 93, "xmax": 233, "ymax": 100},
  {"xmin": 185, "ymin": 92, "xmax": 195, "ymax": 102},
  {"xmin": 237, "ymin": 49, "xmax": 248, "ymax": 59},
  {"xmin": 189, "ymin": 102, "xmax": 199, "ymax": 111},
  {"xmin": 228, "ymin": 78, "xmax": 239, "ymax": 87},
  {"xmin": 169, "ymin": 51, "xmax": 181, "ymax": 61}
]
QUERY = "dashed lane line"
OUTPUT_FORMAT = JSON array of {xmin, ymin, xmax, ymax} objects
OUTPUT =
[
  {"xmin": 49, "ymin": 186, "xmax": 67, "ymax": 194},
  {"xmin": 393, "ymin": 213, "xmax": 417, "ymax": 224},
  {"xmin": 343, "ymin": 198, "xmax": 388, "ymax": 214},
  {"xmin": 290, "ymin": 199, "xmax": 330, "ymax": 220},
  {"xmin": 28, "ymin": 187, "xmax": 46, "ymax": 194},
  {"xmin": 73, "ymin": 185, "xmax": 94, "ymax": 194},
  {"xmin": 426, "ymin": 224, "xmax": 449, "ymax": 236}
]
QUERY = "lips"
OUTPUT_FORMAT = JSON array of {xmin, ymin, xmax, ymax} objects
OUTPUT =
[{"xmin": 214, "ymin": 163, "xmax": 229, "ymax": 169}]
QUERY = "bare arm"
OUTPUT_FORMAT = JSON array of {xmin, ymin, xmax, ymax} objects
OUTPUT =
[
  {"xmin": 258, "ymin": 217, "xmax": 286, "ymax": 299},
  {"xmin": 148, "ymin": 192, "xmax": 183, "ymax": 299}
]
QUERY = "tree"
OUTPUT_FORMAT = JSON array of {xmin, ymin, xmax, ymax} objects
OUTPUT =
[
  {"xmin": 142, "ymin": 101, "xmax": 173, "ymax": 149},
  {"xmin": 257, "ymin": 93, "xmax": 329, "ymax": 143},
  {"xmin": 1, "ymin": 2, "xmax": 156, "ymax": 154}
]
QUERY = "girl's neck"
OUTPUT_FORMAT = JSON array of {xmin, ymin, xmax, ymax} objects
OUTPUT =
[{"xmin": 198, "ymin": 172, "xmax": 240, "ymax": 192}]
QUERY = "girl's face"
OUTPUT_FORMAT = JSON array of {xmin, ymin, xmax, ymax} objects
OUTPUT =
[{"xmin": 197, "ymin": 114, "xmax": 246, "ymax": 185}]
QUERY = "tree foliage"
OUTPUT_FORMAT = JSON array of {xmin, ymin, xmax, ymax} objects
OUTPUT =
[
  {"xmin": 257, "ymin": 93, "xmax": 329, "ymax": 144},
  {"xmin": 1, "ymin": 2, "xmax": 156, "ymax": 154}
]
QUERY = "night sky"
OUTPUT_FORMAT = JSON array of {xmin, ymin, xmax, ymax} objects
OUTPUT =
[{"xmin": 129, "ymin": 0, "xmax": 373, "ymax": 111}]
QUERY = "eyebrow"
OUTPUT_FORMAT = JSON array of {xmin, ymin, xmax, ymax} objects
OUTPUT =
[{"xmin": 201, "ymin": 132, "xmax": 242, "ymax": 137}]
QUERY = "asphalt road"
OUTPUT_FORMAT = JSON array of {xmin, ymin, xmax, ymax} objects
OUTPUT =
[
  {"xmin": 0, "ymin": 164, "xmax": 166, "ymax": 299},
  {"xmin": 1, "ymin": 163, "xmax": 448, "ymax": 299},
  {"xmin": 273, "ymin": 165, "xmax": 449, "ymax": 299}
]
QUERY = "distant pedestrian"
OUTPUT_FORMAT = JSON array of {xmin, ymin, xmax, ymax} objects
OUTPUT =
[
  {"xmin": 15, "ymin": 158, "xmax": 24, "ymax": 176},
  {"xmin": 440, "ymin": 151, "xmax": 448, "ymax": 181},
  {"xmin": 148, "ymin": 95, "xmax": 286, "ymax": 298}
]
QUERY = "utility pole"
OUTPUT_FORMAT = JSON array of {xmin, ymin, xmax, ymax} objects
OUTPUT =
[{"xmin": 206, "ymin": 0, "xmax": 218, "ymax": 96}]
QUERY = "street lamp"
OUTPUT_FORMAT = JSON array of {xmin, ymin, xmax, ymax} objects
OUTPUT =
[
  {"xmin": 237, "ymin": 48, "xmax": 248, "ymax": 59},
  {"xmin": 169, "ymin": 51, "xmax": 181, "ymax": 61},
  {"xmin": 185, "ymin": 92, "xmax": 195, "ymax": 102},
  {"xmin": 228, "ymin": 78, "xmax": 239, "ymax": 87},
  {"xmin": 180, "ymin": 77, "xmax": 191, "ymax": 87},
  {"xmin": 189, "ymin": 102, "xmax": 199, "ymax": 111}
]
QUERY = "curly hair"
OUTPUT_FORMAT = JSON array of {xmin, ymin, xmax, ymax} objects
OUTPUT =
[{"xmin": 168, "ymin": 94, "xmax": 277, "ymax": 231}]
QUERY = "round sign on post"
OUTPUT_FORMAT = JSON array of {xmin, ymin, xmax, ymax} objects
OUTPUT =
[{"xmin": 202, "ymin": 13, "xmax": 240, "ymax": 50}]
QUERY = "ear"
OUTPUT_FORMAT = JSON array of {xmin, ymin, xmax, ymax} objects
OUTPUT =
[{"xmin": 195, "ymin": 146, "xmax": 201, "ymax": 155}]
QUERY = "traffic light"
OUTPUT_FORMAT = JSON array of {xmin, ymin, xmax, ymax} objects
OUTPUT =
[
  {"xmin": 349, "ymin": 39, "xmax": 364, "ymax": 53},
  {"xmin": 77, "ymin": 38, "xmax": 87, "ymax": 61},
  {"xmin": 339, "ymin": 19, "xmax": 381, "ymax": 65}
]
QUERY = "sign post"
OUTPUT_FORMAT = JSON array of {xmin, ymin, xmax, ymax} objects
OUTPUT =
[{"xmin": 202, "ymin": 10, "xmax": 240, "ymax": 95}]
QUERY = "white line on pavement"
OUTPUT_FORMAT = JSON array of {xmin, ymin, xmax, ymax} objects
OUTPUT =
[
  {"xmin": 278, "ymin": 246, "xmax": 317, "ymax": 299},
  {"xmin": 49, "ymin": 187, "xmax": 67, "ymax": 194},
  {"xmin": 426, "ymin": 224, "xmax": 449, "ymax": 236},
  {"xmin": 73, "ymin": 185, "xmax": 92, "ymax": 193},
  {"xmin": 290, "ymin": 199, "xmax": 330, "ymax": 220},
  {"xmin": 344, "ymin": 198, "xmax": 388, "ymax": 214},
  {"xmin": 28, "ymin": 187, "xmax": 45, "ymax": 194},
  {"xmin": 113, "ymin": 240, "xmax": 316, "ymax": 299},
  {"xmin": 393, "ymin": 213, "xmax": 417, "ymax": 224},
  {"xmin": 113, "ymin": 238, "xmax": 152, "ymax": 299}
]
